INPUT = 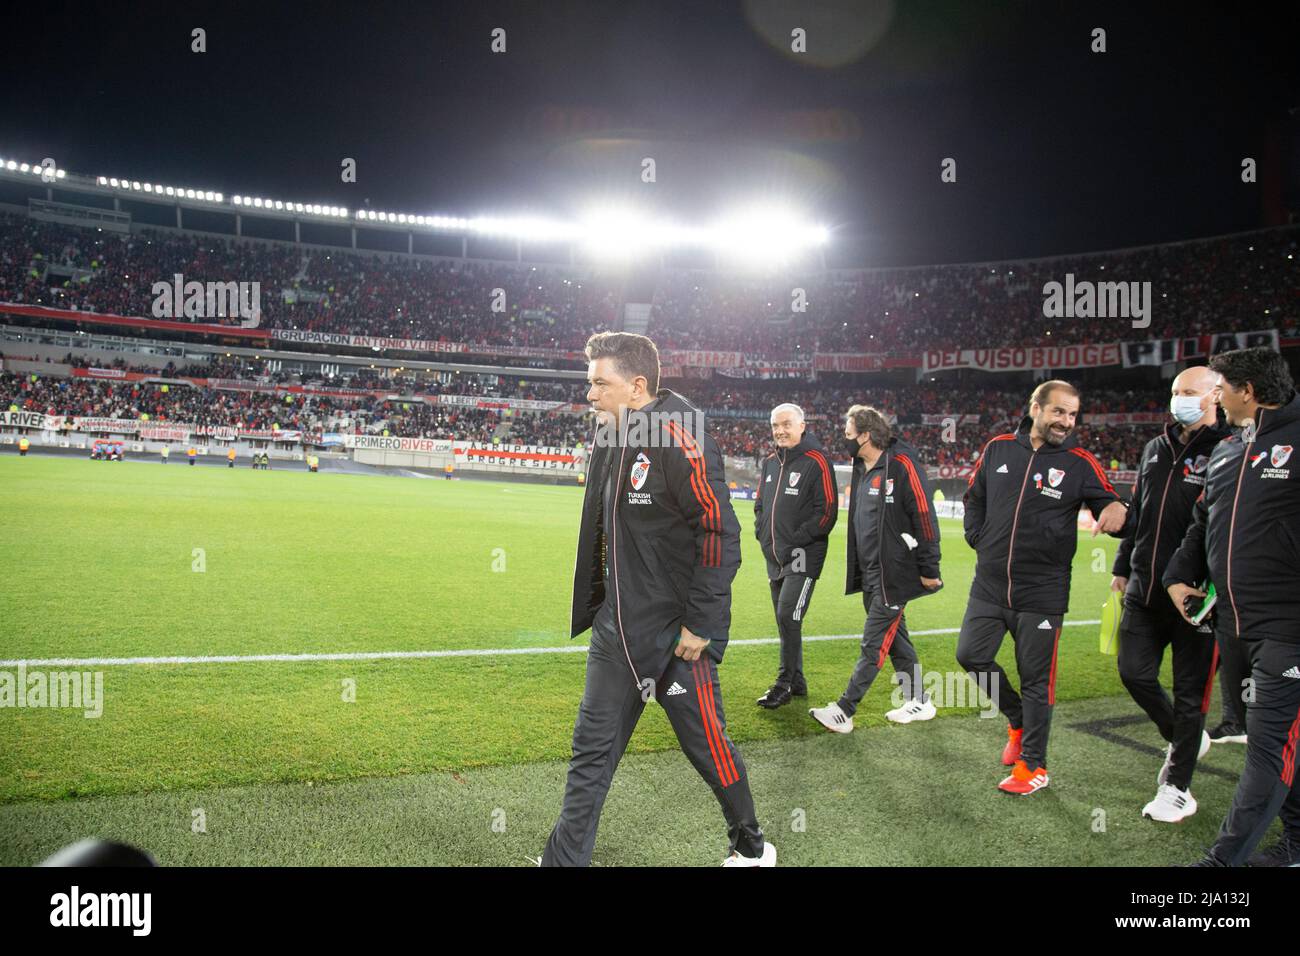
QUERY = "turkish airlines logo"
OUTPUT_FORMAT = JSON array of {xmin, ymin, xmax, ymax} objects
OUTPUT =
[
  {"xmin": 1048, "ymin": 468, "xmax": 1065, "ymax": 488},
  {"xmin": 1271, "ymin": 445, "xmax": 1293, "ymax": 468},
  {"xmin": 630, "ymin": 452, "xmax": 651, "ymax": 490}
]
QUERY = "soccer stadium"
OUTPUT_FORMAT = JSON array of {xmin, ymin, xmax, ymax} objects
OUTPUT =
[{"xmin": 1, "ymin": 2, "xmax": 1297, "ymax": 908}]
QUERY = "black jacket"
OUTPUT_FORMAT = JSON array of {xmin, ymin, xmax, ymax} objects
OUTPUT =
[
  {"xmin": 1113, "ymin": 419, "xmax": 1230, "ymax": 608},
  {"xmin": 752, "ymin": 433, "xmax": 838, "ymax": 581},
  {"xmin": 844, "ymin": 436, "xmax": 943, "ymax": 606},
  {"xmin": 1164, "ymin": 392, "xmax": 1300, "ymax": 645},
  {"xmin": 964, "ymin": 416, "xmax": 1122, "ymax": 614},
  {"xmin": 570, "ymin": 389, "xmax": 741, "ymax": 671}
]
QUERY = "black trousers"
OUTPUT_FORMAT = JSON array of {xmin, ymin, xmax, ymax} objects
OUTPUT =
[
  {"xmin": 955, "ymin": 596, "xmax": 1064, "ymax": 770},
  {"xmin": 542, "ymin": 608, "xmax": 764, "ymax": 866},
  {"xmin": 1117, "ymin": 600, "xmax": 1216, "ymax": 791},
  {"xmin": 837, "ymin": 589, "xmax": 923, "ymax": 717},
  {"xmin": 1207, "ymin": 637, "xmax": 1300, "ymax": 865},
  {"xmin": 1215, "ymin": 625, "xmax": 1252, "ymax": 729},
  {"xmin": 769, "ymin": 574, "xmax": 815, "ymax": 692}
]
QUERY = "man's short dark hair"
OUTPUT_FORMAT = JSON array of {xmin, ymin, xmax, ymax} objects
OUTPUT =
[
  {"xmin": 1029, "ymin": 379, "xmax": 1079, "ymax": 411},
  {"xmin": 1209, "ymin": 347, "xmax": 1295, "ymax": 407},
  {"xmin": 845, "ymin": 405, "xmax": 892, "ymax": 449},
  {"xmin": 585, "ymin": 332, "xmax": 660, "ymax": 394}
]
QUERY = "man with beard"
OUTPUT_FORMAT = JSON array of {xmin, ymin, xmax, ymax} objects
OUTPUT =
[
  {"xmin": 752, "ymin": 403, "xmax": 838, "ymax": 709},
  {"xmin": 956, "ymin": 381, "xmax": 1128, "ymax": 794}
]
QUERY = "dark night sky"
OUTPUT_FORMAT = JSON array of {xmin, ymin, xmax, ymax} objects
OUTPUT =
[{"xmin": 2, "ymin": 0, "xmax": 1296, "ymax": 266}]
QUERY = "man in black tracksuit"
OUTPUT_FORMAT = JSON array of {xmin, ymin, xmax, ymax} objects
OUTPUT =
[
  {"xmin": 1111, "ymin": 366, "xmax": 1227, "ymax": 819},
  {"xmin": 957, "ymin": 381, "xmax": 1128, "ymax": 794},
  {"xmin": 543, "ymin": 332, "xmax": 770, "ymax": 867},
  {"xmin": 809, "ymin": 405, "xmax": 943, "ymax": 732},
  {"xmin": 1164, "ymin": 348, "xmax": 1300, "ymax": 866},
  {"xmin": 752, "ymin": 403, "xmax": 838, "ymax": 708}
]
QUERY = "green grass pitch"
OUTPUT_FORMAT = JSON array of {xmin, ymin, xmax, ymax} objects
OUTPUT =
[{"xmin": 0, "ymin": 455, "xmax": 1263, "ymax": 865}]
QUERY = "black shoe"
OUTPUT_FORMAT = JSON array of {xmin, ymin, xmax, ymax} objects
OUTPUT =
[
  {"xmin": 757, "ymin": 685, "xmax": 794, "ymax": 709},
  {"xmin": 791, "ymin": 685, "xmax": 808, "ymax": 698},
  {"xmin": 1246, "ymin": 835, "xmax": 1300, "ymax": 867},
  {"xmin": 1207, "ymin": 721, "xmax": 1248, "ymax": 744}
]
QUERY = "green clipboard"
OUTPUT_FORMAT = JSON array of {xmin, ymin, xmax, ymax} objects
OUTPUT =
[{"xmin": 1099, "ymin": 590, "xmax": 1123, "ymax": 656}]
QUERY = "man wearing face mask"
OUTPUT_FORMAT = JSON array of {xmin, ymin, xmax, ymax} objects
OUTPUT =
[
  {"xmin": 808, "ymin": 405, "xmax": 942, "ymax": 734},
  {"xmin": 1165, "ymin": 347, "xmax": 1300, "ymax": 867},
  {"xmin": 1111, "ymin": 366, "xmax": 1227, "ymax": 822},
  {"xmin": 957, "ymin": 380, "xmax": 1128, "ymax": 795},
  {"xmin": 752, "ymin": 403, "xmax": 838, "ymax": 709}
]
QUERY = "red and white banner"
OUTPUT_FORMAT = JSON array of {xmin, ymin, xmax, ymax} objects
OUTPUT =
[
  {"xmin": 139, "ymin": 426, "xmax": 190, "ymax": 442},
  {"xmin": 660, "ymin": 350, "xmax": 745, "ymax": 369},
  {"xmin": 923, "ymin": 344, "xmax": 1122, "ymax": 374},
  {"xmin": 452, "ymin": 442, "xmax": 587, "ymax": 471},
  {"xmin": 814, "ymin": 353, "xmax": 920, "ymax": 373},
  {"xmin": 1085, "ymin": 412, "xmax": 1166, "ymax": 426}
]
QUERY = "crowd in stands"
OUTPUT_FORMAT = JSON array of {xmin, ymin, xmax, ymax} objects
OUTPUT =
[
  {"xmin": 1, "ymin": 211, "xmax": 1294, "ymax": 359},
  {"xmin": 2, "ymin": 361, "xmax": 1171, "ymax": 470}
]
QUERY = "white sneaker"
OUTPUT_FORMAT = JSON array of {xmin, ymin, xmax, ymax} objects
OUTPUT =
[
  {"xmin": 809, "ymin": 702, "xmax": 853, "ymax": 734},
  {"xmin": 722, "ymin": 841, "xmax": 776, "ymax": 867},
  {"xmin": 1156, "ymin": 731, "xmax": 1212, "ymax": 785},
  {"xmin": 885, "ymin": 698, "xmax": 937, "ymax": 724},
  {"xmin": 1142, "ymin": 784, "xmax": 1198, "ymax": 823}
]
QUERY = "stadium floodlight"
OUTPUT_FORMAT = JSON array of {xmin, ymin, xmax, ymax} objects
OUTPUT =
[
  {"xmin": 131, "ymin": 181, "xmax": 141, "ymax": 190},
  {"xmin": 165, "ymin": 186, "xmax": 175, "ymax": 196},
  {"xmin": 708, "ymin": 205, "xmax": 826, "ymax": 265},
  {"xmin": 339, "ymin": 207, "xmax": 347, "ymax": 217},
  {"xmin": 109, "ymin": 177, "xmax": 119, "ymax": 187},
  {"xmin": 254, "ymin": 198, "xmax": 263, "ymax": 207},
  {"xmin": 274, "ymin": 200, "xmax": 284, "ymax": 210},
  {"xmin": 19, "ymin": 163, "xmax": 29, "ymax": 172},
  {"xmin": 98, "ymin": 176, "xmax": 108, "ymax": 185},
  {"xmin": 214, "ymin": 193, "xmax": 222, "ymax": 203},
  {"xmin": 6, "ymin": 161, "xmax": 16, "ymax": 171},
  {"xmin": 56, "ymin": 169, "xmax": 65, "ymax": 179}
]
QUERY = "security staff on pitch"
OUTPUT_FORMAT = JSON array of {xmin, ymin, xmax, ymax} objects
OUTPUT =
[
  {"xmin": 809, "ymin": 405, "xmax": 942, "ymax": 733},
  {"xmin": 957, "ymin": 380, "xmax": 1128, "ymax": 795},
  {"xmin": 542, "ymin": 332, "xmax": 772, "ymax": 867},
  {"xmin": 1165, "ymin": 348, "xmax": 1300, "ymax": 867},
  {"xmin": 752, "ymin": 403, "xmax": 837, "ymax": 709},
  {"xmin": 1111, "ymin": 366, "xmax": 1226, "ymax": 823}
]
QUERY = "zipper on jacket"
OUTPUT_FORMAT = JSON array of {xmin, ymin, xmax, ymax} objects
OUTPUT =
[
  {"xmin": 1225, "ymin": 412, "xmax": 1261, "ymax": 637},
  {"xmin": 770, "ymin": 457, "xmax": 785, "ymax": 565},
  {"xmin": 877, "ymin": 452, "xmax": 891, "ymax": 605},
  {"xmin": 1006, "ymin": 450, "xmax": 1037, "ymax": 607},
  {"xmin": 1144, "ymin": 434, "xmax": 1178, "ymax": 605},
  {"xmin": 608, "ymin": 442, "xmax": 642, "ymax": 685}
]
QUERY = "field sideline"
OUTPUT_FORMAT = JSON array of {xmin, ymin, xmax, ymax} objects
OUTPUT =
[{"xmin": 0, "ymin": 455, "xmax": 1264, "ymax": 865}]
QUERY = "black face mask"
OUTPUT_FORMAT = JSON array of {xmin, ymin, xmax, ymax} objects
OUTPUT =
[{"xmin": 842, "ymin": 436, "xmax": 863, "ymax": 460}]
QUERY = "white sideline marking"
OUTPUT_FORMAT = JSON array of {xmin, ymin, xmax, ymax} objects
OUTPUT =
[{"xmin": 0, "ymin": 620, "xmax": 1101, "ymax": 668}]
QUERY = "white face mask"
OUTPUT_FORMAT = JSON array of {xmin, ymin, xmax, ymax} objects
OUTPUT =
[{"xmin": 1170, "ymin": 394, "xmax": 1206, "ymax": 426}]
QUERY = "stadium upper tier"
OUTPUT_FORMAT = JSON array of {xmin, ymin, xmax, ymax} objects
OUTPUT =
[{"xmin": 0, "ymin": 211, "xmax": 1294, "ymax": 359}]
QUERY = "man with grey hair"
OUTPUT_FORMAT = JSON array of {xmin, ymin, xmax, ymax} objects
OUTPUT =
[{"xmin": 752, "ymin": 402, "xmax": 838, "ymax": 709}]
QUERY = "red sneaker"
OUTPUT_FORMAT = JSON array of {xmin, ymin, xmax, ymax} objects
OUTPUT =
[
  {"xmin": 1001, "ymin": 725, "xmax": 1023, "ymax": 766},
  {"xmin": 998, "ymin": 760, "xmax": 1049, "ymax": 795}
]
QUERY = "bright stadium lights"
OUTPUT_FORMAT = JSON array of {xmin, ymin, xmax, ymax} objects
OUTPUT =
[
  {"xmin": 708, "ymin": 205, "xmax": 828, "ymax": 265},
  {"xmin": 19, "ymin": 163, "xmax": 29, "ymax": 172},
  {"xmin": 274, "ymin": 200, "xmax": 284, "ymax": 210},
  {"xmin": 98, "ymin": 176, "xmax": 107, "ymax": 185},
  {"xmin": 165, "ymin": 186, "xmax": 175, "ymax": 196},
  {"xmin": 56, "ymin": 169, "xmax": 65, "ymax": 179},
  {"xmin": 109, "ymin": 178, "xmax": 119, "ymax": 187}
]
